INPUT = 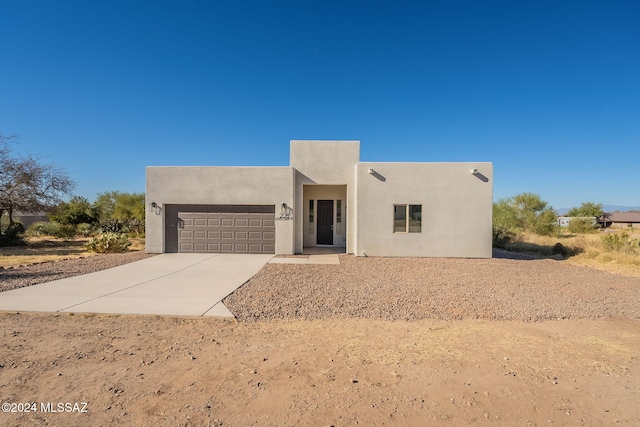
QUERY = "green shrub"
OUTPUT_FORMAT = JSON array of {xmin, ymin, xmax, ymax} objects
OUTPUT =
[
  {"xmin": 26, "ymin": 221, "xmax": 79, "ymax": 239},
  {"xmin": 27, "ymin": 221, "xmax": 60, "ymax": 237},
  {"xmin": 55, "ymin": 224, "xmax": 77, "ymax": 239},
  {"xmin": 76, "ymin": 222, "xmax": 98, "ymax": 237},
  {"xmin": 86, "ymin": 233, "xmax": 131, "ymax": 253},
  {"xmin": 121, "ymin": 218, "xmax": 144, "ymax": 236},
  {"xmin": 567, "ymin": 218, "xmax": 598, "ymax": 234},
  {"xmin": 100, "ymin": 219, "xmax": 122, "ymax": 233},
  {"xmin": 27, "ymin": 221, "xmax": 52, "ymax": 236},
  {"xmin": 49, "ymin": 196, "xmax": 99, "ymax": 226},
  {"xmin": 601, "ymin": 232, "xmax": 639, "ymax": 254},
  {"xmin": 0, "ymin": 222, "xmax": 26, "ymax": 246},
  {"xmin": 492, "ymin": 228, "xmax": 516, "ymax": 248}
]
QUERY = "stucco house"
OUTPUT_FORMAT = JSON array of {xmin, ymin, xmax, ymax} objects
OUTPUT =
[
  {"xmin": 146, "ymin": 140, "xmax": 493, "ymax": 257},
  {"xmin": 597, "ymin": 212, "xmax": 640, "ymax": 229},
  {"xmin": 1, "ymin": 211, "xmax": 49, "ymax": 229}
]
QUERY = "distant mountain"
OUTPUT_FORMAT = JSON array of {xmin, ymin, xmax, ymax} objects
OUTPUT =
[
  {"xmin": 602, "ymin": 205, "xmax": 640, "ymax": 213},
  {"xmin": 556, "ymin": 205, "xmax": 640, "ymax": 215}
]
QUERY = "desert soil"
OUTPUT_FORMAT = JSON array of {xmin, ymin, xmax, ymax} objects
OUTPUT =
[{"xmin": 1, "ymin": 251, "xmax": 639, "ymax": 426}]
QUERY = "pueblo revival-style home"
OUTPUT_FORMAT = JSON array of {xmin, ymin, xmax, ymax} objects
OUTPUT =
[{"xmin": 146, "ymin": 140, "xmax": 493, "ymax": 257}]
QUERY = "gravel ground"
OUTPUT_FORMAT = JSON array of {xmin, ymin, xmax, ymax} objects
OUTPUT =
[
  {"xmin": 0, "ymin": 251, "xmax": 154, "ymax": 292},
  {"xmin": 225, "ymin": 250, "xmax": 640, "ymax": 322},
  {"xmin": 2, "ymin": 249, "xmax": 638, "ymax": 323}
]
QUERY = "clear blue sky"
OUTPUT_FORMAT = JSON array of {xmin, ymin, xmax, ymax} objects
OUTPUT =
[{"xmin": 2, "ymin": 0, "xmax": 639, "ymax": 210}]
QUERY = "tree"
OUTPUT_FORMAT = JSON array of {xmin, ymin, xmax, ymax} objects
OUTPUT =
[
  {"xmin": 492, "ymin": 198, "xmax": 519, "ymax": 242},
  {"xmin": 512, "ymin": 192, "xmax": 550, "ymax": 232},
  {"xmin": 0, "ymin": 133, "xmax": 75, "ymax": 236},
  {"xmin": 567, "ymin": 202, "xmax": 603, "ymax": 218},
  {"xmin": 93, "ymin": 191, "xmax": 120, "ymax": 224},
  {"xmin": 112, "ymin": 193, "xmax": 145, "ymax": 224},
  {"xmin": 533, "ymin": 208, "xmax": 559, "ymax": 236},
  {"xmin": 48, "ymin": 196, "xmax": 99, "ymax": 226},
  {"xmin": 93, "ymin": 191, "xmax": 145, "ymax": 234},
  {"xmin": 492, "ymin": 192, "xmax": 558, "ymax": 242}
]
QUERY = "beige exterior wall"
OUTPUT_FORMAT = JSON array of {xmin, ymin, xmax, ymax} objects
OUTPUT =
[
  {"xmin": 291, "ymin": 141, "xmax": 358, "ymax": 253},
  {"xmin": 146, "ymin": 166, "xmax": 295, "ymax": 254},
  {"xmin": 290, "ymin": 140, "xmax": 359, "ymax": 184},
  {"xmin": 146, "ymin": 140, "xmax": 493, "ymax": 258},
  {"xmin": 353, "ymin": 162, "xmax": 493, "ymax": 257}
]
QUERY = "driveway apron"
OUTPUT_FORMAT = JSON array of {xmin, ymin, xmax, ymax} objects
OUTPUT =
[{"xmin": 0, "ymin": 253, "xmax": 273, "ymax": 317}]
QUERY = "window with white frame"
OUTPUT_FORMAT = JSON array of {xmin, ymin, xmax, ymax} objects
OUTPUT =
[{"xmin": 393, "ymin": 204, "xmax": 422, "ymax": 233}]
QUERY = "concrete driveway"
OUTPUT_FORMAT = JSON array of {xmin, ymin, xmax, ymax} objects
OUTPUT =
[{"xmin": 0, "ymin": 253, "xmax": 273, "ymax": 317}]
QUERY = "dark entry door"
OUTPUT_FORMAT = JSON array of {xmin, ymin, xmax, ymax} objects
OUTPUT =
[{"xmin": 317, "ymin": 200, "xmax": 334, "ymax": 245}]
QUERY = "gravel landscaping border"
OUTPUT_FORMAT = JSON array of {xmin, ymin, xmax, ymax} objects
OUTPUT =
[{"xmin": 224, "ymin": 252, "xmax": 640, "ymax": 322}]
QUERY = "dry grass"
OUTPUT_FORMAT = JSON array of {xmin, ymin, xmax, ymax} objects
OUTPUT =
[
  {"xmin": 505, "ymin": 230, "xmax": 640, "ymax": 277},
  {"xmin": 0, "ymin": 236, "xmax": 145, "ymax": 268}
]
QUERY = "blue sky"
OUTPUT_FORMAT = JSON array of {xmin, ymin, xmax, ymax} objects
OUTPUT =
[{"xmin": 2, "ymin": 0, "xmax": 639, "ymax": 210}]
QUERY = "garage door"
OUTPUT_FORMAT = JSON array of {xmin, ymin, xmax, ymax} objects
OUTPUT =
[{"xmin": 177, "ymin": 209, "xmax": 275, "ymax": 254}]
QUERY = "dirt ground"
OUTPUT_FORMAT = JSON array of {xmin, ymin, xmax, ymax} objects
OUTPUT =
[
  {"xmin": 1, "ymin": 313, "xmax": 638, "ymax": 426},
  {"xmin": 0, "ymin": 237, "xmax": 146, "ymax": 269}
]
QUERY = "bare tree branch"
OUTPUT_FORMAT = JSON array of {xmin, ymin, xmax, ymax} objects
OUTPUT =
[{"xmin": 0, "ymin": 133, "xmax": 75, "ymax": 233}]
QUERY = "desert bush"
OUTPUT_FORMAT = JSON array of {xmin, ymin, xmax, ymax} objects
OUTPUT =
[
  {"xmin": 497, "ymin": 231, "xmax": 589, "ymax": 258},
  {"xmin": 27, "ymin": 221, "xmax": 60, "ymax": 237},
  {"xmin": 76, "ymin": 222, "xmax": 99, "ymax": 237},
  {"xmin": 121, "ymin": 218, "xmax": 144, "ymax": 236},
  {"xmin": 504, "ymin": 230, "xmax": 640, "ymax": 272},
  {"xmin": 601, "ymin": 232, "xmax": 639, "ymax": 254},
  {"xmin": 94, "ymin": 191, "xmax": 145, "ymax": 235},
  {"xmin": 492, "ymin": 228, "xmax": 516, "ymax": 247},
  {"xmin": 569, "ymin": 235, "xmax": 598, "ymax": 253},
  {"xmin": 531, "ymin": 208, "xmax": 559, "ymax": 236},
  {"xmin": 100, "ymin": 219, "xmax": 123, "ymax": 233},
  {"xmin": 49, "ymin": 196, "xmax": 99, "ymax": 226},
  {"xmin": 493, "ymin": 193, "xmax": 558, "ymax": 242},
  {"xmin": 86, "ymin": 233, "xmax": 131, "ymax": 253},
  {"xmin": 0, "ymin": 222, "xmax": 26, "ymax": 246},
  {"xmin": 567, "ymin": 218, "xmax": 599, "ymax": 234},
  {"xmin": 28, "ymin": 222, "xmax": 84, "ymax": 239},
  {"xmin": 53, "ymin": 224, "xmax": 77, "ymax": 239},
  {"xmin": 26, "ymin": 221, "xmax": 77, "ymax": 239}
]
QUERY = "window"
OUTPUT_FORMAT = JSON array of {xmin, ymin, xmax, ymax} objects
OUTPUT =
[
  {"xmin": 393, "ymin": 204, "xmax": 421, "ymax": 233},
  {"xmin": 393, "ymin": 205, "xmax": 406, "ymax": 232}
]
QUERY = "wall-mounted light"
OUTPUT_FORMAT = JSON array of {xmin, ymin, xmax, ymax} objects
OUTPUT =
[
  {"xmin": 470, "ymin": 168, "xmax": 478, "ymax": 175},
  {"xmin": 368, "ymin": 168, "xmax": 375, "ymax": 175},
  {"xmin": 149, "ymin": 202, "xmax": 161, "ymax": 215},
  {"xmin": 277, "ymin": 202, "xmax": 293, "ymax": 221}
]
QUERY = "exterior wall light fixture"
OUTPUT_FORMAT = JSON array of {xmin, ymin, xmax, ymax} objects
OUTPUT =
[
  {"xmin": 470, "ymin": 168, "xmax": 478, "ymax": 175},
  {"xmin": 277, "ymin": 202, "xmax": 293, "ymax": 221},
  {"xmin": 149, "ymin": 202, "xmax": 161, "ymax": 215},
  {"xmin": 368, "ymin": 168, "xmax": 374, "ymax": 175}
]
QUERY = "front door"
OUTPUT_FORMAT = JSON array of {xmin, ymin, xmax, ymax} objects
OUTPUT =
[{"xmin": 317, "ymin": 200, "xmax": 334, "ymax": 245}]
